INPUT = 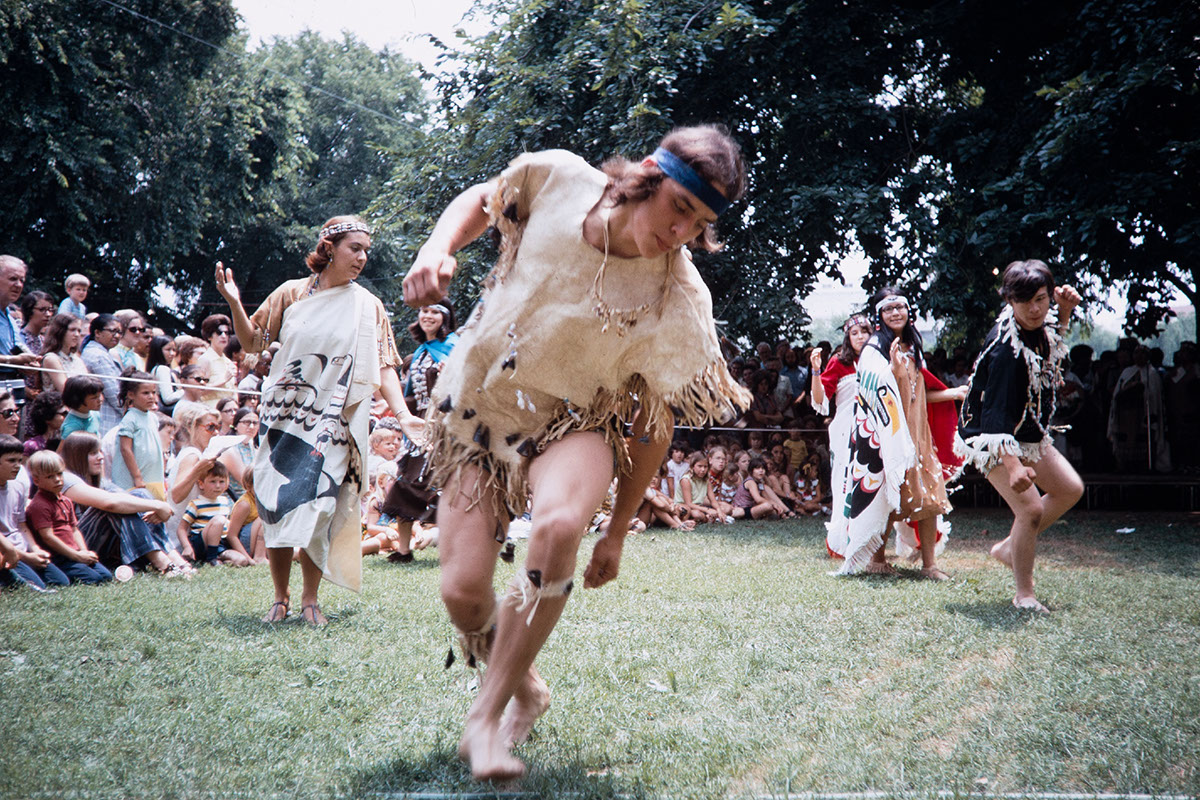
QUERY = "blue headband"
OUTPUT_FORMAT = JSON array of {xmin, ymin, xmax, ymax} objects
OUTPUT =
[{"xmin": 651, "ymin": 148, "xmax": 732, "ymax": 217}]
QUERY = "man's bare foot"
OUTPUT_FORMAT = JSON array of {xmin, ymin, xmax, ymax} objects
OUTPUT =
[
  {"xmin": 499, "ymin": 666, "xmax": 551, "ymax": 747},
  {"xmin": 990, "ymin": 537, "xmax": 1014, "ymax": 568},
  {"xmin": 920, "ymin": 566, "xmax": 951, "ymax": 581},
  {"xmin": 459, "ymin": 715, "xmax": 526, "ymax": 781},
  {"xmin": 1012, "ymin": 595, "xmax": 1050, "ymax": 614}
]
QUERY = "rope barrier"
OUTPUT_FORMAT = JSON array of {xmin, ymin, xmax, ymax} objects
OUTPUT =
[{"xmin": 4, "ymin": 363, "xmax": 256, "ymax": 397}]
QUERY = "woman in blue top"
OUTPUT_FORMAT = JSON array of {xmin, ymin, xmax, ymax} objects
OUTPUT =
[{"xmin": 379, "ymin": 300, "xmax": 458, "ymax": 561}]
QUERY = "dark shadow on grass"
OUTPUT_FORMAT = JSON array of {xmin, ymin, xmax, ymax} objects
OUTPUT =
[
  {"xmin": 344, "ymin": 740, "xmax": 649, "ymax": 799},
  {"xmin": 212, "ymin": 605, "xmax": 362, "ymax": 637},
  {"xmin": 943, "ymin": 600, "xmax": 1058, "ymax": 630}
]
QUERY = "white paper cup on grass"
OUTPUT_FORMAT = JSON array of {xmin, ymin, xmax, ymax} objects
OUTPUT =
[{"xmin": 114, "ymin": 565, "xmax": 134, "ymax": 583}]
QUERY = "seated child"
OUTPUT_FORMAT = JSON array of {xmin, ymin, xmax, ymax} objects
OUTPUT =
[
  {"xmin": 766, "ymin": 455, "xmax": 799, "ymax": 510},
  {"xmin": 637, "ymin": 463, "xmax": 696, "ymax": 531},
  {"xmin": 793, "ymin": 455, "xmax": 825, "ymax": 515},
  {"xmin": 362, "ymin": 461, "xmax": 403, "ymax": 556},
  {"xmin": 227, "ymin": 466, "xmax": 266, "ymax": 564},
  {"xmin": 0, "ymin": 436, "xmax": 67, "ymax": 591},
  {"xmin": 177, "ymin": 462, "xmax": 250, "ymax": 566},
  {"xmin": 733, "ymin": 457, "xmax": 792, "ymax": 520},
  {"xmin": 590, "ymin": 477, "xmax": 648, "ymax": 536},
  {"xmin": 25, "ymin": 450, "xmax": 112, "ymax": 584},
  {"xmin": 745, "ymin": 431, "xmax": 766, "ymax": 460},
  {"xmin": 716, "ymin": 463, "xmax": 746, "ymax": 520},
  {"xmin": 674, "ymin": 452, "xmax": 721, "ymax": 524},
  {"xmin": 60, "ymin": 375, "xmax": 104, "ymax": 440},
  {"xmin": 663, "ymin": 441, "xmax": 690, "ymax": 498}
]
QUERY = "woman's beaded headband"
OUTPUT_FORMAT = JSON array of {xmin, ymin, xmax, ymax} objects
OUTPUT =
[
  {"xmin": 318, "ymin": 221, "xmax": 371, "ymax": 241},
  {"xmin": 844, "ymin": 314, "xmax": 871, "ymax": 332},
  {"xmin": 424, "ymin": 304, "xmax": 450, "ymax": 316},
  {"xmin": 875, "ymin": 295, "xmax": 909, "ymax": 314},
  {"xmin": 651, "ymin": 148, "xmax": 731, "ymax": 217}
]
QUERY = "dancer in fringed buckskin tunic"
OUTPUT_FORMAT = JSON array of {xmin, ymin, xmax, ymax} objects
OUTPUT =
[
  {"xmin": 956, "ymin": 259, "xmax": 1083, "ymax": 614},
  {"xmin": 403, "ymin": 125, "xmax": 750, "ymax": 781}
]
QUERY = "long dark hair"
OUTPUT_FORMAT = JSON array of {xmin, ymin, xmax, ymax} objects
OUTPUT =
[
  {"xmin": 146, "ymin": 335, "xmax": 175, "ymax": 373},
  {"xmin": 836, "ymin": 314, "xmax": 871, "ymax": 366},
  {"xmin": 408, "ymin": 298, "xmax": 457, "ymax": 344},
  {"xmin": 867, "ymin": 286, "xmax": 923, "ymax": 364}
]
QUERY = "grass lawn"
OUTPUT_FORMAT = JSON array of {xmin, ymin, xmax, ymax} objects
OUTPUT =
[{"xmin": 1, "ymin": 509, "xmax": 1197, "ymax": 799}]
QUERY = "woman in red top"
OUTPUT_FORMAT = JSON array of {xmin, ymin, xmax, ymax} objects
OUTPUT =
[{"xmin": 810, "ymin": 314, "xmax": 870, "ymax": 558}]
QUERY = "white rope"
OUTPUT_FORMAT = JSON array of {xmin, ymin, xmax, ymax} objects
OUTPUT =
[{"xmin": 7, "ymin": 363, "xmax": 259, "ymax": 397}]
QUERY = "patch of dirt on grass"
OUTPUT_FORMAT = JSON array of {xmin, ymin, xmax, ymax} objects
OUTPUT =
[{"xmin": 1038, "ymin": 537, "xmax": 1125, "ymax": 569}]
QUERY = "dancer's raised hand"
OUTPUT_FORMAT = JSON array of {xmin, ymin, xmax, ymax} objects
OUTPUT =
[{"xmin": 214, "ymin": 261, "xmax": 241, "ymax": 306}]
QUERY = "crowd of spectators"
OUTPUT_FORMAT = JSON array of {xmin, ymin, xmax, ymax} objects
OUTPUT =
[{"xmin": 1, "ymin": 248, "xmax": 1196, "ymax": 589}]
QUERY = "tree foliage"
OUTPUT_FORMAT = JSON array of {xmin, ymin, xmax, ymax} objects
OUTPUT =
[
  {"xmin": 1, "ymin": 4, "xmax": 425, "ymax": 331},
  {"xmin": 377, "ymin": 0, "xmax": 1199, "ymax": 346}
]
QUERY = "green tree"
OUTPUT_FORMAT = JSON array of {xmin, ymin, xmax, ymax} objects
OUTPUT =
[
  {"xmin": 379, "ymin": 0, "xmax": 1198, "ymax": 347},
  {"xmin": 179, "ymin": 31, "xmax": 428, "ymax": 324},
  {"xmin": 0, "ymin": 0, "xmax": 242, "ymax": 310}
]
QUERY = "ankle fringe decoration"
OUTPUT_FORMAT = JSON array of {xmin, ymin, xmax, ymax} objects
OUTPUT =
[
  {"xmin": 506, "ymin": 568, "xmax": 574, "ymax": 626},
  {"xmin": 448, "ymin": 606, "xmax": 498, "ymax": 671}
]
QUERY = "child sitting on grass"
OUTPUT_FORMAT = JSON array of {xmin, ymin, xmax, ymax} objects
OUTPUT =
[
  {"xmin": 734, "ymin": 458, "xmax": 792, "ymax": 520},
  {"xmin": 0, "ymin": 435, "xmax": 67, "ymax": 591},
  {"xmin": 177, "ymin": 462, "xmax": 250, "ymax": 566},
  {"xmin": 716, "ymin": 463, "xmax": 747, "ymax": 520},
  {"xmin": 362, "ymin": 461, "xmax": 403, "ymax": 556},
  {"xmin": 59, "ymin": 375, "xmax": 104, "ymax": 440},
  {"xmin": 26, "ymin": 450, "xmax": 112, "ymax": 584},
  {"xmin": 674, "ymin": 452, "xmax": 722, "ymax": 524},
  {"xmin": 636, "ymin": 463, "xmax": 696, "ymax": 530},
  {"xmin": 227, "ymin": 465, "xmax": 266, "ymax": 564},
  {"xmin": 793, "ymin": 455, "xmax": 825, "ymax": 515}
]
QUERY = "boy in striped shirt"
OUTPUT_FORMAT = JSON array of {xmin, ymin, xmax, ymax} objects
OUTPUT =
[{"xmin": 177, "ymin": 462, "xmax": 250, "ymax": 566}]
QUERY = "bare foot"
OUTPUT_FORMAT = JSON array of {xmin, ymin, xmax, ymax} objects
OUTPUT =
[
  {"xmin": 499, "ymin": 666, "xmax": 551, "ymax": 747},
  {"xmin": 1013, "ymin": 595, "xmax": 1050, "ymax": 614},
  {"xmin": 459, "ymin": 714, "xmax": 526, "ymax": 782},
  {"xmin": 990, "ymin": 537, "xmax": 1014, "ymax": 568},
  {"xmin": 262, "ymin": 599, "xmax": 289, "ymax": 623},
  {"xmin": 863, "ymin": 560, "xmax": 897, "ymax": 576},
  {"xmin": 920, "ymin": 566, "xmax": 952, "ymax": 581},
  {"xmin": 300, "ymin": 603, "xmax": 327, "ymax": 626}
]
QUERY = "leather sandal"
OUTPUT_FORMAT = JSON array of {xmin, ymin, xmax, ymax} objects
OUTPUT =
[{"xmin": 262, "ymin": 600, "xmax": 289, "ymax": 623}]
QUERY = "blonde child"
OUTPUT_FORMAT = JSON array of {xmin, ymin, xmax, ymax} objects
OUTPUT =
[
  {"xmin": 112, "ymin": 369, "xmax": 166, "ymax": 500},
  {"xmin": 366, "ymin": 425, "xmax": 400, "ymax": 481},
  {"xmin": 177, "ymin": 462, "xmax": 250, "ymax": 566},
  {"xmin": 26, "ymin": 451, "xmax": 112, "ymax": 584},
  {"xmin": 362, "ymin": 461, "xmax": 402, "ymax": 556},
  {"xmin": 58, "ymin": 274, "xmax": 89, "ymax": 319},
  {"xmin": 227, "ymin": 466, "xmax": 266, "ymax": 564}
]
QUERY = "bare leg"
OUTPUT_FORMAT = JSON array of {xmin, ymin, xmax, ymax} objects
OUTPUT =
[
  {"xmin": 457, "ymin": 433, "xmax": 613, "ymax": 781},
  {"xmin": 917, "ymin": 517, "xmax": 949, "ymax": 579},
  {"xmin": 438, "ymin": 465, "xmax": 508, "ymax": 777},
  {"xmin": 263, "ymin": 546, "xmax": 292, "ymax": 621},
  {"xmin": 297, "ymin": 549, "xmax": 325, "ymax": 625},
  {"xmin": 987, "ymin": 447, "xmax": 1082, "ymax": 609}
]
